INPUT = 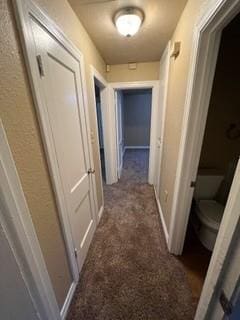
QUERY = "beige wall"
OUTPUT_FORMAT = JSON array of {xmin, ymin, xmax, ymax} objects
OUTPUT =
[
  {"xmin": 0, "ymin": 0, "xmax": 106, "ymax": 307},
  {"xmin": 107, "ymin": 62, "xmax": 160, "ymax": 83},
  {"xmin": 159, "ymin": 0, "xmax": 208, "ymax": 230},
  {"xmin": 199, "ymin": 33, "xmax": 240, "ymax": 174}
]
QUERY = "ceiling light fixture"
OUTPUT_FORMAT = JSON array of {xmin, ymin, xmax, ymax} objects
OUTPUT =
[{"xmin": 114, "ymin": 8, "xmax": 144, "ymax": 37}]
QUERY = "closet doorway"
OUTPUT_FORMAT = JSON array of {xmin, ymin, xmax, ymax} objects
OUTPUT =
[
  {"xmin": 110, "ymin": 81, "xmax": 160, "ymax": 185},
  {"xmin": 115, "ymin": 89, "xmax": 152, "ymax": 182}
]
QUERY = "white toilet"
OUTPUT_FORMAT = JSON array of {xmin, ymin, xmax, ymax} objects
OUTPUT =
[
  {"xmin": 192, "ymin": 173, "xmax": 224, "ymax": 251},
  {"xmin": 192, "ymin": 159, "xmax": 238, "ymax": 251},
  {"xmin": 194, "ymin": 199, "xmax": 224, "ymax": 251}
]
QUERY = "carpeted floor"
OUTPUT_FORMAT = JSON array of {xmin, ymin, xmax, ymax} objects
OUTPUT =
[{"xmin": 67, "ymin": 149, "xmax": 197, "ymax": 320}]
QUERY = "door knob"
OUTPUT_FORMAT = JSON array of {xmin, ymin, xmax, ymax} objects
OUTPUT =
[{"xmin": 88, "ymin": 168, "xmax": 95, "ymax": 175}]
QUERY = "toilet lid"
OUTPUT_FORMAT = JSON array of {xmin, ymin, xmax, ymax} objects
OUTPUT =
[{"xmin": 197, "ymin": 200, "xmax": 224, "ymax": 230}]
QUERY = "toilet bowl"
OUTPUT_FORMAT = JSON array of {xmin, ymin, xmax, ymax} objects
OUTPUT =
[
  {"xmin": 194, "ymin": 199, "xmax": 224, "ymax": 251},
  {"xmin": 192, "ymin": 159, "xmax": 238, "ymax": 251}
]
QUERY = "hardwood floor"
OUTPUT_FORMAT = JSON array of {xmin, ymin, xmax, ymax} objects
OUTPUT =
[{"xmin": 178, "ymin": 221, "xmax": 212, "ymax": 302}]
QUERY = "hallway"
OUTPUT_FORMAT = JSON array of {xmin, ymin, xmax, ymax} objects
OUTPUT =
[{"xmin": 67, "ymin": 150, "xmax": 196, "ymax": 320}]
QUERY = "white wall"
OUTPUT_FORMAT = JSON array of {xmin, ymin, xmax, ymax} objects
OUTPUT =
[{"xmin": 123, "ymin": 89, "xmax": 152, "ymax": 147}]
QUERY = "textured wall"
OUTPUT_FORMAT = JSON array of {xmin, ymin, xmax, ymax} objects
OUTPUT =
[
  {"xmin": 158, "ymin": 0, "xmax": 208, "ymax": 230},
  {"xmin": 123, "ymin": 90, "xmax": 152, "ymax": 146},
  {"xmin": 0, "ymin": 0, "xmax": 106, "ymax": 308},
  {"xmin": 107, "ymin": 62, "xmax": 160, "ymax": 82}
]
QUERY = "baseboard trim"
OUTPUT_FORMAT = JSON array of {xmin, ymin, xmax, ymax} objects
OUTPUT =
[
  {"xmin": 98, "ymin": 205, "xmax": 104, "ymax": 222},
  {"xmin": 154, "ymin": 187, "xmax": 169, "ymax": 245},
  {"xmin": 118, "ymin": 162, "xmax": 123, "ymax": 179},
  {"xmin": 125, "ymin": 146, "xmax": 150, "ymax": 149},
  {"xmin": 60, "ymin": 281, "xmax": 77, "ymax": 319}
]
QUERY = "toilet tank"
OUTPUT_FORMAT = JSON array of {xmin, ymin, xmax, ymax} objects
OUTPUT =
[{"xmin": 194, "ymin": 174, "xmax": 224, "ymax": 200}]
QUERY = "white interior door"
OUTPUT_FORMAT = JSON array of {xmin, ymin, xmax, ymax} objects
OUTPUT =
[
  {"xmin": 31, "ymin": 20, "xmax": 96, "ymax": 271},
  {"xmin": 154, "ymin": 42, "xmax": 171, "ymax": 195},
  {"xmin": 115, "ymin": 91, "xmax": 124, "ymax": 178}
]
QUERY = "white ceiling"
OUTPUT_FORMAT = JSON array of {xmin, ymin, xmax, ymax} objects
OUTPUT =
[{"xmin": 68, "ymin": 0, "xmax": 187, "ymax": 64}]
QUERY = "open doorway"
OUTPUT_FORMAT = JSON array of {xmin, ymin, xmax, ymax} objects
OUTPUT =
[
  {"xmin": 179, "ymin": 12, "xmax": 240, "ymax": 304},
  {"xmin": 115, "ymin": 89, "xmax": 152, "ymax": 183},
  {"xmin": 94, "ymin": 82, "xmax": 106, "ymax": 183}
]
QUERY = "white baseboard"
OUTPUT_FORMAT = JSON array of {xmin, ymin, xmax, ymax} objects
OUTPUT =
[
  {"xmin": 125, "ymin": 146, "xmax": 150, "ymax": 149},
  {"xmin": 118, "ymin": 162, "xmax": 123, "ymax": 179},
  {"xmin": 60, "ymin": 282, "xmax": 77, "ymax": 319},
  {"xmin": 154, "ymin": 187, "xmax": 169, "ymax": 245},
  {"xmin": 98, "ymin": 205, "xmax": 104, "ymax": 222},
  {"xmin": 60, "ymin": 208, "xmax": 105, "ymax": 319}
]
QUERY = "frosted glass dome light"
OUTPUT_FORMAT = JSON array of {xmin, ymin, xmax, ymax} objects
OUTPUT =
[{"xmin": 114, "ymin": 8, "xmax": 144, "ymax": 37}]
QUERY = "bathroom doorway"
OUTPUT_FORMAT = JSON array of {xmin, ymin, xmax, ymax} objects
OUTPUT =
[{"xmin": 179, "ymin": 12, "xmax": 240, "ymax": 303}]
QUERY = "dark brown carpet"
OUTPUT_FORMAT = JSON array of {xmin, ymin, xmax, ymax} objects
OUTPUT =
[{"xmin": 67, "ymin": 150, "xmax": 196, "ymax": 320}]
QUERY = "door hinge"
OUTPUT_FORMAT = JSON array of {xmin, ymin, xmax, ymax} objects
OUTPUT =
[
  {"xmin": 88, "ymin": 168, "xmax": 95, "ymax": 175},
  {"xmin": 74, "ymin": 248, "xmax": 78, "ymax": 259},
  {"xmin": 190, "ymin": 181, "xmax": 196, "ymax": 188},
  {"xmin": 36, "ymin": 55, "xmax": 45, "ymax": 77},
  {"xmin": 219, "ymin": 290, "xmax": 233, "ymax": 316}
]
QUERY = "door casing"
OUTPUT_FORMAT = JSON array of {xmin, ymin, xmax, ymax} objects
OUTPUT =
[
  {"xmin": 115, "ymin": 90, "xmax": 124, "ymax": 179},
  {"xmin": 154, "ymin": 42, "xmax": 171, "ymax": 196},
  {"xmin": 90, "ymin": 66, "xmax": 108, "ymax": 218},
  {"xmin": 109, "ymin": 81, "xmax": 159, "ymax": 185}
]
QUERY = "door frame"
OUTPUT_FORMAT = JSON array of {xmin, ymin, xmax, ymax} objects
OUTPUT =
[
  {"xmin": 0, "ymin": 120, "xmax": 61, "ymax": 319},
  {"xmin": 168, "ymin": 0, "xmax": 240, "ymax": 255},
  {"xmin": 90, "ymin": 66, "xmax": 111, "ymax": 194},
  {"xmin": 115, "ymin": 90, "xmax": 124, "ymax": 179},
  {"xmin": 109, "ymin": 81, "xmax": 159, "ymax": 184},
  {"xmin": 13, "ymin": 0, "xmax": 98, "ymax": 314},
  {"xmin": 154, "ymin": 41, "xmax": 171, "ymax": 196}
]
